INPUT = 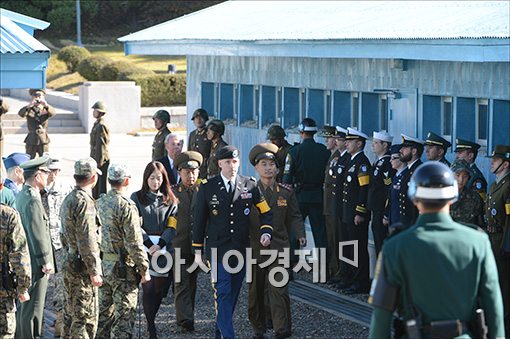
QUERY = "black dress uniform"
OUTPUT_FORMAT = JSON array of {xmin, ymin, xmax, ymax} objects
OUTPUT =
[
  {"xmin": 425, "ymin": 131, "xmax": 451, "ymax": 166},
  {"xmin": 192, "ymin": 146, "xmax": 272, "ymax": 339},
  {"xmin": 454, "ymin": 138, "xmax": 488, "ymax": 199},
  {"xmin": 399, "ymin": 135, "xmax": 424, "ymax": 227},
  {"xmin": 341, "ymin": 128, "xmax": 371, "ymax": 293},
  {"xmin": 385, "ymin": 144, "xmax": 408, "ymax": 225}
]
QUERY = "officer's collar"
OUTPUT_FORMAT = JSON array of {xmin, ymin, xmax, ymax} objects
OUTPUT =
[
  {"xmin": 415, "ymin": 211, "xmax": 454, "ymax": 225},
  {"xmin": 407, "ymin": 158, "xmax": 420, "ymax": 169},
  {"xmin": 350, "ymin": 150, "xmax": 363, "ymax": 160}
]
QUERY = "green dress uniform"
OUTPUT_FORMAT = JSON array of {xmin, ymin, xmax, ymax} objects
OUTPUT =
[
  {"xmin": 369, "ymin": 212, "xmax": 505, "ymax": 339},
  {"xmin": 0, "ymin": 204, "xmax": 31, "ymax": 339},
  {"xmin": 152, "ymin": 127, "xmax": 171, "ymax": 161},
  {"xmin": 485, "ymin": 145, "xmax": 510, "ymax": 334},
  {"xmin": 18, "ymin": 101, "xmax": 56, "ymax": 158},
  {"xmin": 207, "ymin": 138, "xmax": 228, "ymax": 179},
  {"xmin": 188, "ymin": 128, "xmax": 211, "ymax": 178},
  {"xmin": 90, "ymin": 117, "xmax": 110, "ymax": 199},
  {"xmin": 60, "ymin": 186, "xmax": 102, "ymax": 339},
  {"xmin": 96, "ymin": 185, "xmax": 149, "ymax": 339},
  {"xmin": 15, "ymin": 183, "xmax": 54, "ymax": 339}
]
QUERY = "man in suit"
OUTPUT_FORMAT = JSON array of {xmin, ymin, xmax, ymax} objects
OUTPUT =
[
  {"xmin": 157, "ymin": 133, "xmax": 183, "ymax": 185},
  {"xmin": 192, "ymin": 145, "xmax": 272, "ymax": 339}
]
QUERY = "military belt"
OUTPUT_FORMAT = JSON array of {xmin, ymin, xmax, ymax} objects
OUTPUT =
[
  {"xmin": 421, "ymin": 320, "xmax": 469, "ymax": 338},
  {"xmin": 102, "ymin": 253, "xmax": 118, "ymax": 261}
]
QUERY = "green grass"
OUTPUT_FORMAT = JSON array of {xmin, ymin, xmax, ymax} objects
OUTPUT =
[{"xmin": 46, "ymin": 44, "xmax": 186, "ymax": 94}]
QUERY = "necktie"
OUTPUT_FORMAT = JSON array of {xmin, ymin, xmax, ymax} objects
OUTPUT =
[{"xmin": 228, "ymin": 181, "xmax": 235, "ymax": 200}]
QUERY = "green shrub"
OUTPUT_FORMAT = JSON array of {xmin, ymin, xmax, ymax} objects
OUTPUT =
[
  {"xmin": 77, "ymin": 56, "xmax": 112, "ymax": 81},
  {"xmin": 125, "ymin": 74, "xmax": 186, "ymax": 106},
  {"xmin": 100, "ymin": 60, "xmax": 154, "ymax": 81},
  {"xmin": 57, "ymin": 46, "xmax": 91, "ymax": 72}
]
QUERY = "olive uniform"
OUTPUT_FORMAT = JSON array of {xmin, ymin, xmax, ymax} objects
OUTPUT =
[
  {"xmin": 485, "ymin": 145, "xmax": 510, "ymax": 334},
  {"xmin": 266, "ymin": 125, "xmax": 292, "ymax": 183},
  {"xmin": 96, "ymin": 165, "xmax": 149, "ymax": 339},
  {"xmin": 151, "ymin": 110, "xmax": 171, "ymax": 160},
  {"xmin": 275, "ymin": 141, "xmax": 292, "ymax": 183},
  {"xmin": 188, "ymin": 108, "xmax": 211, "ymax": 179},
  {"xmin": 207, "ymin": 138, "xmax": 228, "ymax": 179},
  {"xmin": 0, "ymin": 204, "xmax": 31, "ymax": 339},
  {"xmin": 90, "ymin": 102, "xmax": 110, "ymax": 199}
]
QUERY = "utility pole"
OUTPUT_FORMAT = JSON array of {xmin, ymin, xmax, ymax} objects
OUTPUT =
[{"xmin": 76, "ymin": 0, "xmax": 82, "ymax": 46}]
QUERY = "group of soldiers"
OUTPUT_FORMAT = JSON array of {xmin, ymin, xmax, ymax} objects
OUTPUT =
[{"xmin": 1, "ymin": 100, "xmax": 509, "ymax": 338}]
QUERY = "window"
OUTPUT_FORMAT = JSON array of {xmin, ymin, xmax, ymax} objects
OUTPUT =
[
  {"xmin": 442, "ymin": 96, "xmax": 453, "ymax": 136},
  {"xmin": 361, "ymin": 92, "xmax": 379, "ymax": 135},
  {"xmin": 476, "ymin": 99, "xmax": 488, "ymax": 143},
  {"xmin": 307, "ymin": 89, "xmax": 325, "ymax": 127},
  {"xmin": 456, "ymin": 97, "xmax": 476, "ymax": 142},
  {"xmin": 239, "ymin": 84, "xmax": 256, "ymax": 127},
  {"xmin": 219, "ymin": 83, "xmax": 234, "ymax": 121},
  {"xmin": 260, "ymin": 86, "xmax": 277, "ymax": 128},
  {"xmin": 422, "ymin": 95, "xmax": 441, "ymax": 138},
  {"xmin": 352, "ymin": 92, "xmax": 359, "ymax": 128},
  {"xmin": 492, "ymin": 100, "xmax": 510, "ymax": 146},
  {"xmin": 332, "ymin": 91, "xmax": 351, "ymax": 127},
  {"xmin": 300, "ymin": 88, "xmax": 306, "ymax": 122},
  {"xmin": 283, "ymin": 87, "xmax": 300, "ymax": 129},
  {"xmin": 325, "ymin": 90, "xmax": 332, "ymax": 125},
  {"xmin": 380, "ymin": 95, "xmax": 388, "ymax": 131}
]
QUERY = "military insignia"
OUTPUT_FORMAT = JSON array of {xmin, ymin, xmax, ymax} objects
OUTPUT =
[
  {"xmin": 476, "ymin": 182, "xmax": 482, "ymax": 189},
  {"xmin": 377, "ymin": 160, "xmax": 384, "ymax": 166},
  {"xmin": 212, "ymin": 209, "xmax": 218, "ymax": 216},
  {"xmin": 374, "ymin": 169, "xmax": 378, "ymax": 176},
  {"xmin": 329, "ymin": 169, "xmax": 333, "ymax": 176},
  {"xmin": 383, "ymin": 171, "xmax": 389, "ymax": 178},
  {"xmin": 347, "ymin": 175, "xmax": 352, "ymax": 182},
  {"xmin": 241, "ymin": 192, "xmax": 253, "ymax": 199},
  {"xmin": 244, "ymin": 208, "xmax": 250, "ymax": 215},
  {"xmin": 277, "ymin": 197, "xmax": 287, "ymax": 207},
  {"xmin": 348, "ymin": 165, "xmax": 355, "ymax": 173},
  {"xmin": 361, "ymin": 165, "xmax": 368, "ymax": 172},
  {"xmin": 491, "ymin": 208, "xmax": 497, "ymax": 216},
  {"xmin": 337, "ymin": 167, "xmax": 343, "ymax": 174}
]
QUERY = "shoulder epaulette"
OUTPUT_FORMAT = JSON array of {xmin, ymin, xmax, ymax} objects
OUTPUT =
[
  {"xmin": 249, "ymin": 176, "xmax": 257, "ymax": 182},
  {"xmin": 278, "ymin": 183, "xmax": 290, "ymax": 191},
  {"xmin": 198, "ymin": 178, "xmax": 208, "ymax": 185}
]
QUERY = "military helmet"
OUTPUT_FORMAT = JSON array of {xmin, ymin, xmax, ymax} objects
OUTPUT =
[
  {"xmin": 266, "ymin": 125, "xmax": 286, "ymax": 140},
  {"xmin": 408, "ymin": 162, "xmax": 458, "ymax": 202},
  {"xmin": 298, "ymin": 118, "xmax": 318, "ymax": 133},
  {"xmin": 206, "ymin": 119, "xmax": 225, "ymax": 136},
  {"xmin": 191, "ymin": 108, "xmax": 209, "ymax": 122},
  {"xmin": 152, "ymin": 110, "xmax": 171, "ymax": 124},
  {"xmin": 92, "ymin": 101, "xmax": 107, "ymax": 113}
]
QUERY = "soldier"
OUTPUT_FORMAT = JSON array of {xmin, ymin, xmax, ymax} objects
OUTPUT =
[
  {"xmin": 192, "ymin": 145, "xmax": 272, "ymax": 339},
  {"xmin": 0, "ymin": 97, "xmax": 9, "ymax": 156},
  {"xmin": 60, "ymin": 158, "xmax": 103, "ymax": 339},
  {"xmin": 18, "ymin": 89, "xmax": 56, "ymax": 158},
  {"xmin": 96, "ymin": 164, "xmax": 150, "ymax": 338},
  {"xmin": 266, "ymin": 125, "xmax": 292, "ymax": 183},
  {"xmin": 398, "ymin": 134, "xmax": 424, "ymax": 227},
  {"xmin": 90, "ymin": 101, "xmax": 110, "ymax": 199},
  {"xmin": 0, "ymin": 203, "xmax": 31, "ymax": 339},
  {"xmin": 40, "ymin": 156, "xmax": 72, "ymax": 336},
  {"xmin": 322, "ymin": 125, "xmax": 341, "ymax": 282},
  {"xmin": 383, "ymin": 144, "xmax": 408, "ymax": 226},
  {"xmin": 425, "ymin": 131, "xmax": 451, "ymax": 166},
  {"xmin": 206, "ymin": 119, "xmax": 228, "ymax": 178},
  {"xmin": 455, "ymin": 138, "xmax": 488, "ymax": 199},
  {"xmin": 369, "ymin": 162, "xmax": 504, "ymax": 339},
  {"xmin": 2, "ymin": 152, "xmax": 30, "ymax": 195},
  {"xmin": 172, "ymin": 151, "xmax": 203, "ymax": 332},
  {"xmin": 15, "ymin": 156, "xmax": 55, "ymax": 339},
  {"xmin": 368, "ymin": 130, "xmax": 395, "ymax": 256},
  {"xmin": 282, "ymin": 118, "xmax": 330, "ymax": 267},
  {"xmin": 337, "ymin": 128, "xmax": 371, "ymax": 294},
  {"xmin": 247, "ymin": 143, "xmax": 306, "ymax": 339},
  {"xmin": 151, "ymin": 110, "xmax": 172, "ymax": 160},
  {"xmin": 485, "ymin": 144, "xmax": 510, "ymax": 334},
  {"xmin": 449, "ymin": 159, "xmax": 485, "ymax": 227},
  {"xmin": 188, "ymin": 108, "xmax": 211, "ymax": 179}
]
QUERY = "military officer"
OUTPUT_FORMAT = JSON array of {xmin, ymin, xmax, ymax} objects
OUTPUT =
[
  {"xmin": 337, "ymin": 128, "xmax": 371, "ymax": 294},
  {"xmin": 0, "ymin": 203, "xmax": 31, "ymax": 339},
  {"xmin": 60, "ymin": 158, "xmax": 103, "ymax": 339},
  {"xmin": 15, "ymin": 156, "xmax": 55, "ymax": 339},
  {"xmin": 398, "ymin": 134, "xmax": 424, "ymax": 227},
  {"xmin": 188, "ymin": 108, "xmax": 211, "ymax": 179},
  {"xmin": 384, "ymin": 144, "xmax": 408, "ymax": 226},
  {"xmin": 425, "ymin": 131, "xmax": 451, "ymax": 166},
  {"xmin": 172, "ymin": 151, "xmax": 203, "ymax": 332},
  {"xmin": 282, "ymin": 118, "xmax": 330, "ymax": 265},
  {"xmin": 90, "ymin": 101, "xmax": 110, "ymax": 199},
  {"xmin": 151, "ymin": 110, "xmax": 172, "ymax": 160},
  {"xmin": 192, "ymin": 145, "xmax": 272, "ymax": 339},
  {"xmin": 368, "ymin": 130, "xmax": 395, "ymax": 256},
  {"xmin": 18, "ymin": 89, "xmax": 56, "ymax": 158},
  {"xmin": 369, "ymin": 162, "xmax": 504, "ymax": 339},
  {"xmin": 247, "ymin": 143, "xmax": 306, "ymax": 339},
  {"xmin": 455, "ymin": 138, "xmax": 488, "ymax": 199},
  {"xmin": 96, "ymin": 164, "xmax": 150, "ymax": 338},
  {"xmin": 206, "ymin": 119, "xmax": 228, "ymax": 178},
  {"xmin": 266, "ymin": 125, "xmax": 292, "ymax": 183},
  {"xmin": 2, "ymin": 152, "xmax": 30, "ymax": 195},
  {"xmin": 449, "ymin": 159, "xmax": 485, "ymax": 227},
  {"xmin": 485, "ymin": 144, "xmax": 510, "ymax": 334}
]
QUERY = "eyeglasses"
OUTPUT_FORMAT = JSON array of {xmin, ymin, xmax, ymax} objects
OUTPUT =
[{"xmin": 390, "ymin": 156, "xmax": 400, "ymax": 160}]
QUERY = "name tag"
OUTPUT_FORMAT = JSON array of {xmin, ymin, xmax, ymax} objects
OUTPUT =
[
  {"xmin": 277, "ymin": 197, "xmax": 287, "ymax": 207},
  {"xmin": 241, "ymin": 192, "xmax": 252, "ymax": 199}
]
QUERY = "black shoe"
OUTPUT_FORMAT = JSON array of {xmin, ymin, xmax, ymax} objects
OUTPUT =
[
  {"xmin": 266, "ymin": 319, "xmax": 273, "ymax": 329},
  {"xmin": 180, "ymin": 320, "xmax": 194, "ymax": 332}
]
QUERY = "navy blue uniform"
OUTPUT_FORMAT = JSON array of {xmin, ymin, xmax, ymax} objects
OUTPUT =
[
  {"xmin": 399, "ymin": 159, "xmax": 422, "ymax": 227},
  {"xmin": 386, "ymin": 167, "xmax": 408, "ymax": 225}
]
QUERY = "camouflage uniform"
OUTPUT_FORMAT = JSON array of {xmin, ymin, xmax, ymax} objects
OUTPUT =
[
  {"xmin": 450, "ymin": 188, "xmax": 486, "ymax": 227},
  {"xmin": 0, "ymin": 204, "xmax": 31, "ymax": 339},
  {"xmin": 60, "ymin": 186, "xmax": 102, "ymax": 339},
  {"xmin": 96, "ymin": 188, "xmax": 149, "ymax": 339}
]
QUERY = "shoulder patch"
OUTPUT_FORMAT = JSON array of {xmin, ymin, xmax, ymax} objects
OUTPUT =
[{"xmin": 250, "ymin": 176, "xmax": 257, "ymax": 182}]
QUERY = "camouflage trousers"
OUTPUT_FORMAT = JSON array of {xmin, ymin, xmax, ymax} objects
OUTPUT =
[
  {"xmin": 96, "ymin": 261, "xmax": 140, "ymax": 339},
  {"xmin": 49, "ymin": 248, "xmax": 65, "ymax": 312},
  {"xmin": 0, "ymin": 295, "xmax": 16, "ymax": 339},
  {"xmin": 62, "ymin": 263, "xmax": 98, "ymax": 339}
]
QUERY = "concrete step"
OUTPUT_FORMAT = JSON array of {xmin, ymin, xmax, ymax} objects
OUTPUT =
[{"xmin": 3, "ymin": 126, "xmax": 86, "ymax": 134}]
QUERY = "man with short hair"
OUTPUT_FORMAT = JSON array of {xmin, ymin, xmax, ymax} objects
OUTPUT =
[
  {"xmin": 158, "ymin": 133, "xmax": 183, "ymax": 185},
  {"xmin": 15, "ymin": 156, "xmax": 55, "ymax": 339},
  {"xmin": 60, "ymin": 158, "xmax": 103, "ymax": 339},
  {"xmin": 193, "ymin": 145, "xmax": 272, "ymax": 339},
  {"xmin": 188, "ymin": 108, "xmax": 211, "ymax": 179},
  {"xmin": 96, "ymin": 164, "xmax": 150, "ymax": 338},
  {"xmin": 398, "ymin": 134, "xmax": 425, "ymax": 227},
  {"xmin": 18, "ymin": 89, "xmax": 56, "ymax": 158},
  {"xmin": 425, "ymin": 132, "xmax": 451, "ymax": 166},
  {"xmin": 455, "ymin": 138, "xmax": 488, "ymax": 199},
  {"xmin": 152, "ymin": 110, "xmax": 171, "ymax": 160},
  {"xmin": 369, "ymin": 162, "xmax": 504, "ymax": 339},
  {"xmin": 266, "ymin": 125, "xmax": 292, "ymax": 183},
  {"xmin": 2, "ymin": 152, "xmax": 30, "ymax": 195}
]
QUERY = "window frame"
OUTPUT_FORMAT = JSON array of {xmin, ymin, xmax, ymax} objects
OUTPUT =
[
  {"xmin": 476, "ymin": 98, "xmax": 489, "ymax": 146},
  {"xmin": 441, "ymin": 96, "xmax": 453, "ymax": 138}
]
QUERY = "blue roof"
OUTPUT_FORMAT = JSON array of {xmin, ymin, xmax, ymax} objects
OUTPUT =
[
  {"xmin": 119, "ymin": 1, "xmax": 510, "ymax": 62},
  {"xmin": 0, "ymin": 8, "xmax": 50, "ymax": 31},
  {"xmin": 0, "ymin": 15, "xmax": 50, "ymax": 54}
]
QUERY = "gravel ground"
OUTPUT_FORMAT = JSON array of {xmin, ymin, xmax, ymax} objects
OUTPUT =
[{"xmin": 45, "ymin": 271, "xmax": 369, "ymax": 338}]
